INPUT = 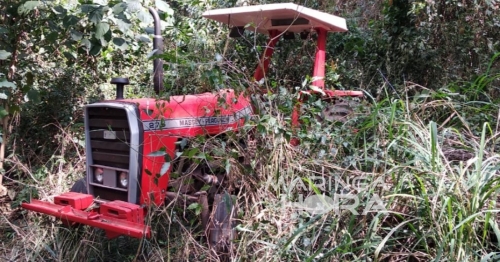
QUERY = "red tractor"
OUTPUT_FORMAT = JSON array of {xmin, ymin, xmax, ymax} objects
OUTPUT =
[{"xmin": 22, "ymin": 3, "xmax": 362, "ymax": 251}]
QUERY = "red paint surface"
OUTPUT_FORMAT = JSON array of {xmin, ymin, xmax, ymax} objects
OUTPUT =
[
  {"xmin": 22, "ymin": 196, "xmax": 150, "ymax": 239},
  {"xmin": 312, "ymin": 28, "xmax": 327, "ymax": 89},
  {"xmin": 130, "ymin": 89, "xmax": 252, "ymax": 205}
]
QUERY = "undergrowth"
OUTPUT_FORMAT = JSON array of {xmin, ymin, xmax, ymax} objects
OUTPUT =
[{"xmin": 1, "ymin": 77, "xmax": 500, "ymax": 261}]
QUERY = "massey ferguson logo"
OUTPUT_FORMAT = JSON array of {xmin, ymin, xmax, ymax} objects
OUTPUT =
[{"xmin": 143, "ymin": 106, "xmax": 252, "ymax": 131}]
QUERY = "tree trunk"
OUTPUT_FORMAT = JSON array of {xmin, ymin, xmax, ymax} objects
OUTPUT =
[{"xmin": 0, "ymin": 108, "xmax": 7, "ymax": 196}]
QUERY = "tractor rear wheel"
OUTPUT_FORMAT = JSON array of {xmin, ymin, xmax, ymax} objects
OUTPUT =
[{"xmin": 208, "ymin": 193, "xmax": 237, "ymax": 256}]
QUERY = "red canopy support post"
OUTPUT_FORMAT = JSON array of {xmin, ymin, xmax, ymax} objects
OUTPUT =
[
  {"xmin": 312, "ymin": 28, "xmax": 327, "ymax": 89},
  {"xmin": 291, "ymin": 28, "xmax": 328, "ymax": 146},
  {"xmin": 253, "ymin": 30, "xmax": 281, "ymax": 82}
]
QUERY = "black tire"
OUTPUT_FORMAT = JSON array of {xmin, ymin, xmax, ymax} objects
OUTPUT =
[
  {"xmin": 70, "ymin": 177, "xmax": 88, "ymax": 194},
  {"xmin": 321, "ymin": 102, "xmax": 354, "ymax": 122},
  {"xmin": 208, "ymin": 193, "xmax": 237, "ymax": 255}
]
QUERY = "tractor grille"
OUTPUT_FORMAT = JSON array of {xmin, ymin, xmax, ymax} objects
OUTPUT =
[
  {"xmin": 87, "ymin": 107, "xmax": 130, "ymax": 169},
  {"xmin": 87, "ymin": 106, "xmax": 131, "ymax": 202}
]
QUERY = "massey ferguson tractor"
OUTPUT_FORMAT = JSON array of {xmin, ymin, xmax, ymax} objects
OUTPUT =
[{"xmin": 22, "ymin": 3, "xmax": 363, "ymax": 252}]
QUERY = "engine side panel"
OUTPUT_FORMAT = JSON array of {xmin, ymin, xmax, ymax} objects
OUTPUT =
[{"xmin": 130, "ymin": 89, "xmax": 252, "ymax": 205}]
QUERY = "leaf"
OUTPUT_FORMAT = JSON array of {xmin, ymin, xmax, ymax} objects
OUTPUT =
[
  {"xmin": 310, "ymin": 85, "xmax": 326, "ymax": 96},
  {"xmin": 112, "ymin": 3, "xmax": 127, "ymax": 14},
  {"xmin": 0, "ymin": 50, "xmax": 11, "ymax": 60},
  {"xmin": 112, "ymin": 38, "xmax": 125, "ymax": 46},
  {"xmin": 81, "ymin": 4, "xmax": 98, "ymax": 14},
  {"xmin": 147, "ymin": 49, "xmax": 158, "ymax": 59},
  {"xmin": 187, "ymin": 203, "xmax": 201, "ymax": 215},
  {"xmin": 137, "ymin": 9, "xmax": 153, "ymax": 24},
  {"xmin": 95, "ymin": 22, "xmax": 110, "ymax": 40},
  {"xmin": 113, "ymin": 38, "xmax": 128, "ymax": 51},
  {"xmin": 81, "ymin": 39, "xmax": 92, "ymax": 50},
  {"xmin": 7, "ymin": 105, "xmax": 19, "ymax": 116},
  {"xmin": 70, "ymin": 30, "xmax": 83, "ymax": 41},
  {"xmin": 0, "ymin": 107, "xmax": 8, "ymax": 119},
  {"xmin": 26, "ymin": 89, "xmax": 40, "ymax": 103},
  {"xmin": 0, "ymin": 80, "xmax": 16, "ymax": 89},
  {"xmin": 89, "ymin": 7, "xmax": 104, "ymax": 24},
  {"xmin": 178, "ymin": 138, "xmax": 188, "ymax": 149},
  {"xmin": 64, "ymin": 51, "xmax": 76, "ymax": 60},
  {"xmin": 46, "ymin": 32, "xmax": 59, "ymax": 43},
  {"xmin": 100, "ymin": 38, "xmax": 108, "ymax": 48},
  {"xmin": 52, "ymin": 5, "xmax": 66, "ymax": 15},
  {"xmin": 89, "ymin": 43, "xmax": 102, "ymax": 56},
  {"xmin": 148, "ymin": 150, "xmax": 166, "ymax": 157},
  {"xmin": 116, "ymin": 19, "xmax": 132, "ymax": 33},
  {"xmin": 195, "ymin": 152, "xmax": 207, "ymax": 160},
  {"xmin": 160, "ymin": 162, "xmax": 170, "ymax": 176},
  {"xmin": 25, "ymin": 72, "xmax": 34, "ymax": 87},
  {"xmin": 18, "ymin": 1, "xmax": 41, "ymax": 15},
  {"xmin": 136, "ymin": 34, "xmax": 151, "ymax": 43},
  {"xmin": 0, "ymin": 27, "xmax": 8, "ymax": 34},
  {"xmin": 144, "ymin": 27, "xmax": 154, "ymax": 34},
  {"xmin": 155, "ymin": 0, "xmax": 174, "ymax": 15},
  {"xmin": 187, "ymin": 203, "xmax": 199, "ymax": 210},
  {"xmin": 63, "ymin": 15, "xmax": 79, "ymax": 26},
  {"xmin": 186, "ymin": 148, "xmax": 199, "ymax": 158},
  {"xmin": 126, "ymin": 0, "xmax": 142, "ymax": 12}
]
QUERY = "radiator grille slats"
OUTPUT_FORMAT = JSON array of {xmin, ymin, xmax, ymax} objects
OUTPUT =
[
  {"xmin": 89, "ymin": 130, "xmax": 130, "ymax": 141},
  {"xmin": 90, "ymin": 140, "xmax": 130, "ymax": 152},
  {"xmin": 87, "ymin": 106, "xmax": 131, "ymax": 201},
  {"xmin": 92, "ymin": 152, "xmax": 130, "ymax": 164},
  {"xmin": 88, "ymin": 118, "xmax": 130, "ymax": 129},
  {"xmin": 88, "ymin": 107, "xmax": 130, "ymax": 169}
]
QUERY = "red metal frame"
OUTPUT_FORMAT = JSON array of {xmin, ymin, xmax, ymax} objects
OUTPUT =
[
  {"xmin": 290, "ymin": 28, "xmax": 363, "ymax": 145},
  {"xmin": 312, "ymin": 28, "xmax": 327, "ymax": 89},
  {"xmin": 22, "ymin": 192, "xmax": 150, "ymax": 238}
]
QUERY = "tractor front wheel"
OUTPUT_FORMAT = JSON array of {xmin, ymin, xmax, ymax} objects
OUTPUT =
[
  {"xmin": 70, "ymin": 177, "xmax": 87, "ymax": 194},
  {"xmin": 208, "ymin": 193, "xmax": 238, "ymax": 256}
]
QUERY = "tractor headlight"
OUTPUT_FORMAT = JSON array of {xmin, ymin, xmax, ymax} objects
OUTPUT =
[
  {"xmin": 94, "ymin": 168, "xmax": 104, "ymax": 183},
  {"xmin": 119, "ymin": 172, "xmax": 128, "ymax": 188}
]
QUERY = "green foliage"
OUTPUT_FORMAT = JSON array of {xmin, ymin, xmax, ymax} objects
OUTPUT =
[
  {"xmin": 10, "ymin": 185, "xmax": 38, "ymax": 208},
  {"xmin": 327, "ymin": 0, "xmax": 499, "ymax": 95}
]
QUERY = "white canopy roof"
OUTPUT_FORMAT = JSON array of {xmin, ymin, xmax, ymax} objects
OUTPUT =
[{"xmin": 202, "ymin": 3, "xmax": 347, "ymax": 35}]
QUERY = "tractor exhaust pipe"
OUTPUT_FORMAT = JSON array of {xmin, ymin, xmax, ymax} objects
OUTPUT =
[{"xmin": 149, "ymin": 7, "xmax": 164, "ymax": 95}]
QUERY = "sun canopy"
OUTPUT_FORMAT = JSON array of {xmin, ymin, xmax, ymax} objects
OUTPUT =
[{"xmin": 202, "ymin": 3, "xmax": 347, "ymax": 35}]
